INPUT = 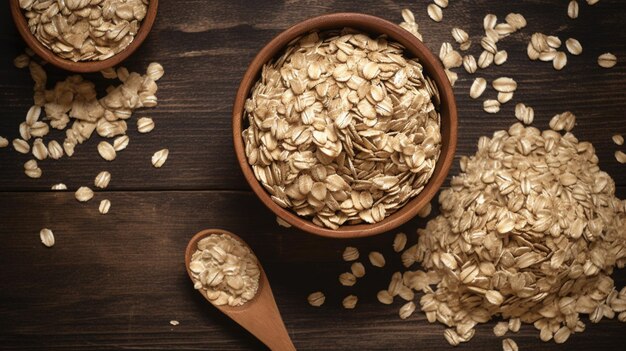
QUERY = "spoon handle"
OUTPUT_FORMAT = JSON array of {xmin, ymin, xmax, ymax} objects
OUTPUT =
[{"xmin": 236, "ymin": 277, "xmax": 296, "ymax": 351}]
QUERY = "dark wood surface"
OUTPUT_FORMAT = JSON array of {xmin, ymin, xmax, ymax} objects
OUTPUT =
[{"xmin": 1, "ymin": 1, "xmax": 625, "ymax": 350}]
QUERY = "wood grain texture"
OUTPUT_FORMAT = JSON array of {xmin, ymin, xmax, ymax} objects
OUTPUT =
[{"xmin": 1, "ymin": 0, "xmax": 626, "ymax": 350}]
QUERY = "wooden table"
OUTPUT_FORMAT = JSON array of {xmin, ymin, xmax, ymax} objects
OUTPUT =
[{"xmin": 1, "ymin": 1, "xmax": 625, "ymax": 350}]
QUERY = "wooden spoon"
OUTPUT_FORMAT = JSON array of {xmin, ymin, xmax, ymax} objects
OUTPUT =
[{"xmin": 185, "ymin": 229, "xmax": 296, "ymax": 351}]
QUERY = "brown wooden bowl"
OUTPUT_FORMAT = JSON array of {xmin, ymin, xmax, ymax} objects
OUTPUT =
[
  {"xmin": 9, "ymin": 0, "xmax": 158, "ymax": 73},
  {"xmin": 232, "ymin": 13, "xmax": 457, "ymax": 239}
]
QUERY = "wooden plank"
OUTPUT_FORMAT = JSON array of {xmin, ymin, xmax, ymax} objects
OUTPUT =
[
  {"xmin": 0, "ymin": 189, "xmax": 625, "ymax": 350},
  {"xmin": 0, "ymin": 1, "xmax": 625, "ymax": 191}
]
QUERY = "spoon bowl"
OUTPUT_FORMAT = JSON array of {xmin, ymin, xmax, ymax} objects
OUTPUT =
[{"xmin": 185, "ymin": 229, "xmax": 296, "ymax": 351}]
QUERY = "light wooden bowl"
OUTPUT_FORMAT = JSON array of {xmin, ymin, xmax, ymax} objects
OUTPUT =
[
  {"xmin": 9, "ymin": 0, "xmax": 158, "ymax": 73},
  {"xmin": 232, "ymin": 13, "xmax": 457, "ymax": 238}
]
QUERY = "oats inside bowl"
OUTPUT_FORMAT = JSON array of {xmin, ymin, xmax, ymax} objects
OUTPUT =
[
  {"xmin": 243, "ymin": 28, "xmax": 442, "ymax": 229},
  {"xmin": 19, "ymin": 0, "xmax": 149, "ymax": 62}
]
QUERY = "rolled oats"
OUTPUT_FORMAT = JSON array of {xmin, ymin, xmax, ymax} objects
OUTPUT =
[
  {"xmin": 497, "ymin": 92, "xmax": 514, "ymax": 104},
  {"xmin": 463, "ymin": 55, "xmax": 477, "ymax": 74},
  {"xmin": 427, "ymin": 4, "xmax": 443, "ymax": 22},
  {"xmin": 276, "ymin": 216, "xmax": 292, "ymax": 228},
  {"xmin": 369, "ymin": 251, "xmax": 386, "ymax": 267},
  {"xmin": 470, "ymin": 78, "xmax": 487, "ymax": 99},
  {"xmin": 51, "ymin": 183, "xmax": 67, "ymax": 190},
  {"xmin": 414, "ymin": 122, "xmax": 626, "ymax": 346},
  {"xmin": 308, "ymin": 291, "xmax": 326, "ymax": 307},
  {"xmin": 484, "ymin": 14, "xmax": 498, "ymax": 30},
  {"xmin": 75, "ymin": 186, "xmax": 94, "ymax": 202},
  {"xmin": 40, "ymin": 228, "xmax": 55, "ymax": 247},
  {"xmin": 339, "ymin": 272, "xmax": 357, "ymax": 286},
  {"xmin": 47, "ymin": 140, "xmax": 64, "ymax": 160},
  {"xmin": 565, "ymin": 38, "xmax": 582, "ymax": 55},
  {"xmin": 393, "ymin": 232, "xmax": 408, "ymax": 252},
  {"xmin": 616, "ymin": 151, "xmax": 626, "ymax": 164},
  {"xmin": 152, "ymin": 148, "xmax": 169, "ymax": 168},
  {"xmin": 492, "ymin": 77, "xmax": 517, "ymax": 93},
  {"xmin": 568, "ymin": 0, "xmax": 579, "ymax": 19},
  {"xmin": 351, "ymin": 262, "xmax": 365, "ymax": 278},
  {"xmin": 494, "ymin": 50, "xmax": 508, "ymax": 65},
  {"xmin": 113, "ymin": 135, "xmax": 130, "ymax": 151},
  {"xmin": 147, "ymin": 62, "xmax": 165, "ymax": 81},
  {"xmin": 451, "ymin": 28, "xmax": 469, "ymax": 45},
  {"xmin": 483, "ymin": 99, "xmax": 501, "ymax": 114},
  {"xmin": 98, "ymin": 141, "xmax": 116, "ymax": 161},
  {"xmin": 598, "ymin": 53, "xmax": 617, "ymax": 68},
  {"xmin": 13, "ymin": 138, "xmax": 30, "ymax": 154},
  {"xmin": 99, "ymin": 199, "xmax": 111, "ymax": 214},
  {"xmin": 399, "ymin": 301, "xmax": 416, "ymax": 319},
  {"xmin": 343, "ymin": 247, "xmax": 359, "ymax": 261},
  {"xmin": 243, "ymin": 29, "xmax": 441, "ymax": 229},
  {"xmin": 342, "ymin": 295, "xmax": 358, "ymax": 309},
  {"xmin": 478, "ymin": 50, "xmax": 494, "ymax": 69},
  {"xmin": 137, "ymin": 117, "xmax": 155, "ymax": 133},
  {"xmin": 189, "ymin": 234, "xmax": 260, "ymax": 307},
  {"xmin": 612, "ymin": 134, "xmax": 624, "ymax": 146},
  {"xmin": 502, "ymin": 338, "xmax": 518, "ymax": 351},
  {"xmin": 493, "ymin": 322, "xmax": 509, "ymax": 336},
  {"xmin": 377, "ymin": 290, "xmax": 393, "ymax": 305},
  {"xmin": 26, "ymin": 105, "xmax": 41, "ymax": 125},
  {"xmin": 515, "ymin": 103, "xmax": 534, "ymax": 125},
  {"xmin": 19, "ymin": 0, "xmax": 148, "ymax": 62},
  {"xmin": 24, "ymin": 159, "xmax": 42, "ymax": 178},
  {"xmin": 32, "ymin": 138, "xmax": 48, "ymax": 160},
  {"xmin": 94, "ymin": 171, "xmax": 112, "ymax": 189},
  {"xmin": 13, "ymin": 54, "xmax": 30, "ymax": 68},
  {"xmin": 553, "ymin": 51, "xmax": 567, "ymax": 70}
]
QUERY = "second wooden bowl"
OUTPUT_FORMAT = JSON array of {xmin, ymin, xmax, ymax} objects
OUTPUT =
[
  {"xmin": 232, "ymin": 13, "xmax": 457, "ymax": 238},
  {"xmin": 9, "ymin": 0, "xmax": 158, "ymax": 73}
]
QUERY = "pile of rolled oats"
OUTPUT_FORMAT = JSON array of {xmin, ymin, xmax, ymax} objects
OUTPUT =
[
  {"xmin": 243, "ymin": 29, "xmax": 442, "ymax": 229},
  {"xmin": 409, "ymin": 123, "xmax": 626, "ymax": 345},
  {"xmin": 19, "ymin": 0, "xmax": 149, "ymax": 62},
  {"xmin": 189, "ymin": 234, "xmax": 261, "ymax": 307}
]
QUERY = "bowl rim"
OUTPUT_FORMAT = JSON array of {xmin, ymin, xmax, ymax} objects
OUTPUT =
[
  {"xmin": 232, "ymin": 12, "xmax": 457, "ymax": 238},
  {"xmin": 9, "ymin": 0, "xmax": 158, "ymax": 73}
]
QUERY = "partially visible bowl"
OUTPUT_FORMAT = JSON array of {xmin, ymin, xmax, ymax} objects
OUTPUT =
[
  {"xmin": 9, "ymin": 0, "xmax": 158, "ymax": 73},
  {"xmin": 232, "ymin": 13, "xmax": 457, "ymax": 238}
]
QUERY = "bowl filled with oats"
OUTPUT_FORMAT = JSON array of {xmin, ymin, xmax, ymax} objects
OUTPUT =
[
  {"xmin": 233, "ymin": 13, "xmax": 457, "ymax": 238},
  {"xmin": 10, "ymin": 0, "xmax": 158, "ymax": 72}
]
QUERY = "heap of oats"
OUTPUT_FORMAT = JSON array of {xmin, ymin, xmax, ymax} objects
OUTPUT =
[{"xmin": 410, "ymin": 123, "xmax": 626, "ymax": 345}]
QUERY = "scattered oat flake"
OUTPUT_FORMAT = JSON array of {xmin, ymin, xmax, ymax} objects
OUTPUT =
[
  {"xmin": 502, "ymin": 338, "xmax": 518, "ymax": 351},
  {"xmin": 616, "ymin": 151, "xmax": 626, "ymax": 164},
  {"xmin": 566, "ymin": 38, "xmax": 582, "ymax": 55},
  {"xmin": 598, "ymin": 53, "xmax": 617, "ymax": 68},
  {"xmin": 427, "ymin": 3, "xmax": 443, "ymax": 22},
  {"xmin": 276, "ymin": 216, "xmax": 292, "ymax": 228},
  {"xmin": 40, "ymin": 228, "xmax": 54, "ymax": 247},
  {"xmin": 169, "ymin": 320, "xmax": 179, "ymax": 326},
  {"xmin": 152, "ymin": 149, "xmax": 169, "ymax": 168},
  {"xmin": 307, "ymin": 291, "xmax": 325, "ymax": 307},
  {"xmin": 612, "ymin": 134, "xmax": 624, "ymax": 146}
]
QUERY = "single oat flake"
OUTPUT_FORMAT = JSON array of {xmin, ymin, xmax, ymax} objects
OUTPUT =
[
  {"xmin": 40, "ymin": 228, "xmax": 54, "ymax": 247},
  {"xmin": 307, "ymin": 291, "xmax": 325, "ymax": 307},
  {"xmin": 598, "ymin": 53, "xmax": 617, "ymax": 68},
  {"xmin": 427, "ymin": 4, "xmax": 443, "ymax": 22},
  {"xmin": 152, "ymin": 149, "xmax": 169, "ymax": 168},
  {"xmin": 75, "ymin": 186, "xmax": 94, "ymax": 202}
]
